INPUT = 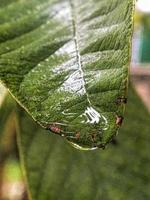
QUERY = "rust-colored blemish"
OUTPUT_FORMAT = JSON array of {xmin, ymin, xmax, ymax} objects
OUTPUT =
[
  {"xmin": 116, "ymin": 115, "xmax": 124, "ymax": 126},
  {"xmin": 47, "ymin": 124, "xmax": 61, "ymax": 134}
]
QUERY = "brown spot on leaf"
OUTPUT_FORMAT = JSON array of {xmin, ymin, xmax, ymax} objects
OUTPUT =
[
  {"xmin": 116, "ymin": 116, "xmax": 124, "ymax": 126},
  {"xmin": 116, "ymin": 97, "xmax": 127, "ymax": 105},
  {"xmin": 47, "ymin": 124, "xmax": 61, "ymax": 134},
  {"xmin": 91, "ymin": 133, "xmax": 97, "ymax": 142},
  {"xmin": 75, "ymin": 132, "xmax": 80, "ymax": 139}
]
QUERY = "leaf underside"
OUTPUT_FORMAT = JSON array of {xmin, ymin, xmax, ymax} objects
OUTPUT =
[{"xmin": 0, "ymin": 0, "xmax": 135, "ymax": 150}]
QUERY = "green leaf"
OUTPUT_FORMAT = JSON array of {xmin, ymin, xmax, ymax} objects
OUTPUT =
[
  {"xmin": 0, "ymin": 89, "xmax": 17, "ymax": 194},
  {"xmin": 0, "ymin": 92, "xmax": 17, "ymax": 158},
  {"xmin": 16, "ymin": 87, "xmax": 150, "ymax": 200},
  {"xmin": 0, "ymin": 0, "xmax": 135, "ymax": 150}
]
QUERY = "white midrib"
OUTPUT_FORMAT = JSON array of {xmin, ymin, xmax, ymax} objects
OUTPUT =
[
  {"xmin": 69, "ymin": 0, "xmax": 108, "ymax": 125},
  {"xmin": 69, "ymin": 0, "xmax": 91, "ymax": 105}
]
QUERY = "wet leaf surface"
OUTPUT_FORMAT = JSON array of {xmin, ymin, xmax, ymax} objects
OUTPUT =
[{"xmin": 0, "ymin": 0, "xmax": 135, "ymax": 149}]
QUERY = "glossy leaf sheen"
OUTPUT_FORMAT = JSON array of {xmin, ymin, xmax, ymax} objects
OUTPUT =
[{"xmin": 0, "ymin": 0, "xmax": 135, "ymax": 150}]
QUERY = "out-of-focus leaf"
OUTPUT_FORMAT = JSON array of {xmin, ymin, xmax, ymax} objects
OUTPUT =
[
  {"xmin": 3, "ymin": 159, "xmax": 22, "ymax": 182},
  {"xmin": 0, "ymin": 93, "xmax": 16, "ymax": 152},
  {"xmin": 16, "ymin": 87, "xmax": 150, "ymax": 200},
  {"xmin": 0, "ymin": 0, "xmax": 135, "ymax": 149},
  {"xmin": 0, "ymin": 87, "xmax": 17, "ymax": 198},
  {"xmin": 0, "ymin": 84, "xmax": 7, "ymax": 107}
]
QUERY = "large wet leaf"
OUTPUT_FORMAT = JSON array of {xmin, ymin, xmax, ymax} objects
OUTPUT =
[
  {"xmin": 15, "ymin": 88, "xmax": 150, "ymax": 200},
  {"xmin": 0, "ymin": 0, "xmax": 135, "ymax": 150}
]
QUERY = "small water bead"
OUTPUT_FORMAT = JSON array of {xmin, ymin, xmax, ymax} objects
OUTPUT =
[{"xmin": 69, "ymin": 142, "xmax": 98, "ymax": 151}]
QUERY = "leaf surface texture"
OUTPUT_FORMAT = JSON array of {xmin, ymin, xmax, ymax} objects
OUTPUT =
[{"xmin": 0, "ymin": 0, "xmax": 135, "ymax": 149}]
